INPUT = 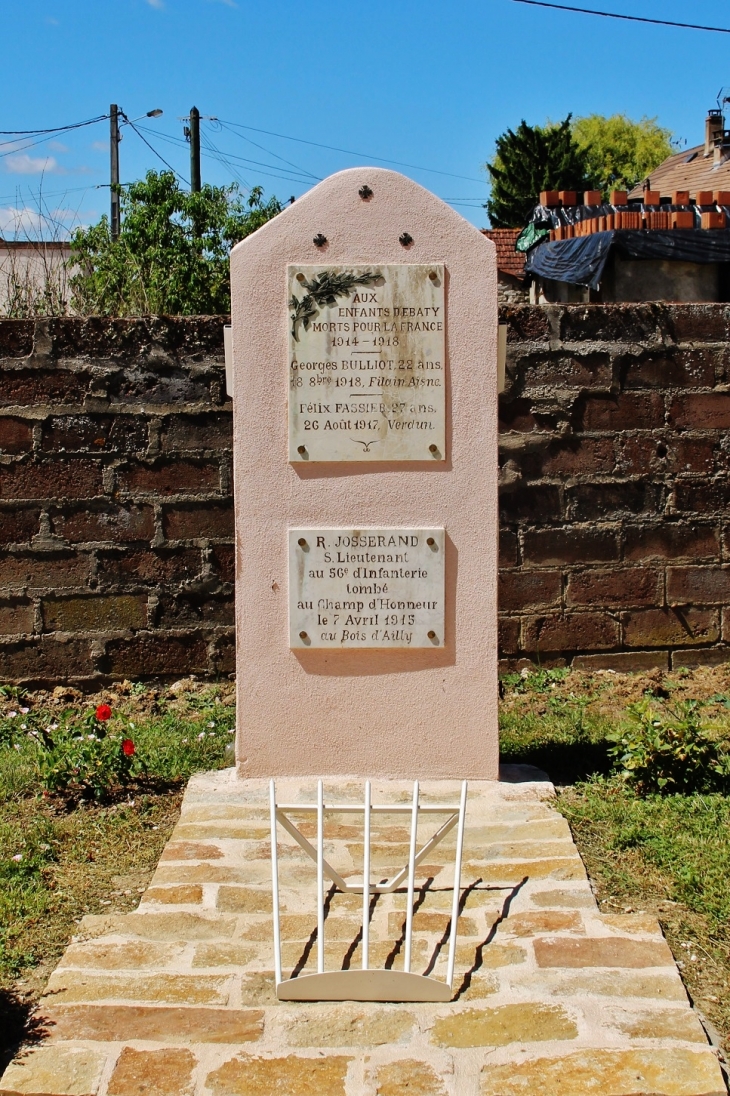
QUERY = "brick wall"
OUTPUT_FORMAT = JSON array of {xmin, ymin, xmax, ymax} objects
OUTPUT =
[
  {"xmin": 0, "ymin": 318, "xmax": 233, "ymax": 685},
  {"xmin": 499, "ymin": 303, "xmax": 730, "ymax": 672},
  {"xmin": 2, "ymin": 306, "xmax": 730, "ymax": 685}
]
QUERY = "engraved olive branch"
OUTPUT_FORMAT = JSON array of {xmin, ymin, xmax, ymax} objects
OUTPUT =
[{"xmin": 290, "ymin": 270, "xmax": 380, "ymax": 341}]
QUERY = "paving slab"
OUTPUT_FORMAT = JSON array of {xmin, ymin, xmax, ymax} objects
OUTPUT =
[{"xmin": 1, "ymin": 770, "xmax": 725, "ymax": 1096}]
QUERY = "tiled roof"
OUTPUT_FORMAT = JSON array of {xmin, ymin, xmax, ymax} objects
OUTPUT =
[
  {"xmin": 482, "ymin": 228, "xmax": 525, "ymax": 280},
  {"xmin": 627, "ymin": 145, "xmax": 730, "ymax": 201}
]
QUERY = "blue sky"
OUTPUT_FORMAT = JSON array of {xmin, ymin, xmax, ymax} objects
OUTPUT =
[{"xmin": 2, "ymin": 0, "xmax": 730, "ymax": 236}]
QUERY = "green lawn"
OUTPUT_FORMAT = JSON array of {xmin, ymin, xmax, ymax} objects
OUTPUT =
[
  {"xmin": 0, "ymin": 667, "xmax": 729, "ymax": 1071},
  {"xmin": 0, "ymin": 680, "xmax": 233, "ymax": 1072},
  {"xmin": 500, "ymin": 665, "xmax": 730, "ymax": 1055}
]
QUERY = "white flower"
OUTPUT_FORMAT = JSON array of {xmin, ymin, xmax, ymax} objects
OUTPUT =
[
  {"xmin": 129, "ymin": 722, "xmax": 135, "ymax": 729},
  {"xmin": 208, "ymin": 721, "xmax": 215, "ymax": 727},
  {"xmin": 227, "ymin": 729, "xmax": 234, "ymax": 734},
  {"xmin": 197, "ymin": 732, "xmax": 205, "ymax": 740},
  {"xmin": 20, "ymin": 707, "xmax": 29, "ymax": 714},
  {"xmin": 87, "ymin": 735, "xmax": 97, "ymax": 741},
  {"xmin": 181, "ymin": 738, "xmax": 188, "ymax": 744},
  {"xmin": 14, "ymin": 744, "xmax": 21, "ymax": 751},
  {"xmin": 12, "ymin": 854, "xmax": 22, "ymax": 862},
  {"xmin": 20, "ymin": 724, "xmax": 27, "ymax": 730},
  {"xmin": 8, "ymin": 711, "xmax": 17, "ymax": 718}
]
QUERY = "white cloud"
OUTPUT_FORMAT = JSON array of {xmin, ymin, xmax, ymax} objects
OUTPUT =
[
  {"xmin": 0, "ymin": 206, "xmax": 51, "ymax": 236},
  {"xmin": 146, "ymin": 0, "xmax": 164, "ymax": 8},
  {"xmin": 48, "ymin": 140, "xmax": 69, "ymax": 153},
  {"xmin": 5, "ymin": 155, "xmax": 62, "ymax": 175},
  {"xmin": 0, "ymin": 204, "xmax": 89, "ymax": 239},
  {"xmin": 45, "ymin": 16, "xmax": 59, "ymax": 24},
  {"xmin": 208, "ymin": 0, "xmax": 237, "ymax": 6},
  {"xmin": 91, "ymin": 141, "xmax": 107, "ymax": 152}
]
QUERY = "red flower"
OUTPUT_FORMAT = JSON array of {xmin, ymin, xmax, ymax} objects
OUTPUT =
[
  {"xmin": 122, "ymin": 739, "xmax": 135, "ymax": 757},
  {"xmin": 95, "ymin": 704, "xmax": 112, "ymax": 722}
]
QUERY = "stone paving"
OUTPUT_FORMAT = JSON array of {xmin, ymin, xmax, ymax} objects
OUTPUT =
[{"xmin": 1, "ymin": 769, "xmax": 726, "ymax": 1096}]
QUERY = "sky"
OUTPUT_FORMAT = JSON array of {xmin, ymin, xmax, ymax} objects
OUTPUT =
[{"xmin": 2, "ymin": 0, "xmax": 730, "ymax": 237}]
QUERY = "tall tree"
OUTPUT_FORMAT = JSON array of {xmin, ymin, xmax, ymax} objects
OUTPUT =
[
  {"xmin": 485, "ymin": 115, "xmax": 593, "ymax": 228},
  {"xmin": 571, "ymin": 113, "xmax": 673, "ymax": 198},
  {"xmin": 69, "ymin": 171, "xmax": 282, "ymax": 315}
]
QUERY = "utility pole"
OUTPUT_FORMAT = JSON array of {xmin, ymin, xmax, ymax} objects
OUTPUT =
[
  {"xmin": 189, "ymin": 106, "xmax": 201, "ymax": 192},
  {"xmin": 110, "ymin": 104, "xmax": 121, "ymax": 239}
]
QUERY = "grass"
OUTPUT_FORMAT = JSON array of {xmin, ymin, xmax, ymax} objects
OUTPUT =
[
  {"xmin": 500, "ymin": 663, "xmax": 730, "ymax": 1058},
  {"xmin": 0, "ymin": 666, "xmax": 729, "ymax": 1071},
  {"xmin": 0, "ymin": 678, "xmax": 234, "ymax": 1072}
]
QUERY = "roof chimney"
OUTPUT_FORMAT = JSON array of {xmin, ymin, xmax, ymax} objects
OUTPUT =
[
  {"xmin": 705, "ymin": 109, "xmax": 724, "ymax": 156},
  {"xmin": 714, "ymin": 129, "xmax": 730, "ymax": 167}
]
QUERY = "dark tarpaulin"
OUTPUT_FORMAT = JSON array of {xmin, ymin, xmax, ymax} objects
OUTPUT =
[{"xmin": 525, "ymin": 229, "xmax": 730, "ymax": 290}]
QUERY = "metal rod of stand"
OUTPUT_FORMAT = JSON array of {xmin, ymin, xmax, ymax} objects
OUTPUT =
[
  {"xmin": 317, "ymin": 779, "xmax": 324, "ymax": 974},
  {"xmin": 362, "ymin": 780, "xmax": 371, "ymax": 970},
  {"xmin": 446, "ymin": 781, "xmax": 468, "ymax": 989},
  {"xmin": 269, "ymin": 780, "xmax": 282, "ymax": 987},
  {"xmin": 404, "ymin": 780, "xmax": 419, "ymax": 973}
]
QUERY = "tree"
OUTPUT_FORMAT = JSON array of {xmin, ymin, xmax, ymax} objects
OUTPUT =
[
  {"xmin": 69, "ymin": 171, "xmax": 282, "ymax": 315},
  {"xmin": 485, "ymin": 116, "xmax": 594, "ymax": 228},
  {"xmin": 571, "ymin": 113, "xmax": 673, "ymax": 198}
]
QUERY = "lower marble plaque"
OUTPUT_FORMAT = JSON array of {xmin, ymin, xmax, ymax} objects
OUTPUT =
[{"xmin": 289, "ymin": 527, "xmax": 445, "ymax": 649}]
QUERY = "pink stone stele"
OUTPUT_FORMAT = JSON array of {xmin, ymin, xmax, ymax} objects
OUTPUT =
[{"xmin": 230, "ymin": 168, "xmax": 498, "ymax": 778}]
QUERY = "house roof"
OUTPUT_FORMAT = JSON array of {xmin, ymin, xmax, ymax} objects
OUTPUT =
[
  {"xmin": 627, "ymin": 144, "xmax": 730, "ymax": 201},
  {"xmin": 481, "ymin": 228, "xmax": 525, "ymax": 280}
]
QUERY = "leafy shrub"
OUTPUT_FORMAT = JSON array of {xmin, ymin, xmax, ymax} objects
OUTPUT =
[
  {"xmin": 31, "ymin": 704, "xmax": 144, "ymax": 801},
  {"xmin": 608, "ymin": 700, "xmax": 730, "ymax": 794}
]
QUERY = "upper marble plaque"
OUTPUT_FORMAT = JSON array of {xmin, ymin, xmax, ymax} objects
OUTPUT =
[
  {"xmin": 289, "ymin": 527, "xmax": 445, "ymax": 649},
  {"xmin": 288, "ymin": 264, "xmax": 445, "ymax": 462}
]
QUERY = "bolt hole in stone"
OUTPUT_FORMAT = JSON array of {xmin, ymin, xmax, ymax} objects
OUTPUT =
[
  {"xmin": 358, "ymin": 185, "xmax": 373, "ymax": 200},
  {"xmin": 399, "ymin": 232, "xmax": 414, "ymax": 247}
]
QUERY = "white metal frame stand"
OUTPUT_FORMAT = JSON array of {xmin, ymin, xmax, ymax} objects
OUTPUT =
[{"xmin": 269, "ymin": 779, "xmax": 468, "ymax": 1002}]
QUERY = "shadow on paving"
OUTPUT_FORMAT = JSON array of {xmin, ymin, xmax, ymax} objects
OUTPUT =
[
  {"xmin": 0, "ymin": 988, "xmax": 49, "ymax": 1076},
  {"xmin": 500, "ymin": 739, "xmax": 613, "ymax": 786}
]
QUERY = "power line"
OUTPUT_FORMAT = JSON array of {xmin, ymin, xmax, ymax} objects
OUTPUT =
[
  {"xmin": 215, "ymin": 120, "xmax": 319, "ymax": 182},
  {"xmin": 136, "ymin": 124, "xmax": 318, "ymax": 186},
  {"xmin": 216, "ymin": 119, "xmax": 487, "ymax": 184},
  {"xmin": 199, "ymin": 128, "xmax": 251, "ymax": 190},
  {"xmin": 121, "ymin": 116, "xmax": 190, "ymax": 186},
  {"xmin": 0, "ymin": 114, "xmax": 108, "ymax": 136},
  {"xmin": 510, "ymin": 0, "xmax": 730, "ymax": 33}
]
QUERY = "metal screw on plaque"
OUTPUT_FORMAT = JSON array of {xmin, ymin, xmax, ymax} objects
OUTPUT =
[
  {"xmin": 296, "ymin": 272, "xmax": 306, "ymax": 283},
  {"xmin": 299, "ymin": 630, "xmax": 310, "ymax": 643},
  {"xmin": 359, "ymin": 185, "xmax": 373, "ymax": 200},
  {"xmin": 429, "ymin": 270, "xmax": 438, "ymax": 281},
  {"xmin": 297, "ymin": 444, "xmax": 308, "ymax": 458},
  {"xmin": 399, "ymin": 232, "xmax": 413, "ymax": 247},
  {"xmin": 429, "ymin": 444, "xmax": 440, "ymax": 457},
  {"xmin": 297, "ymin": 537, "xmax": 308, "ymax": 550},
  {"xmin": 313, "ymin": 233, "xmax": 327, "ymax": 247},
  {"xmin": 427, "ymin": 630, "xmax": 439, "ymax": 644},
  {"xmin": 426, "ymin": 537, "xmax": 438, "ymax": 549}
]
